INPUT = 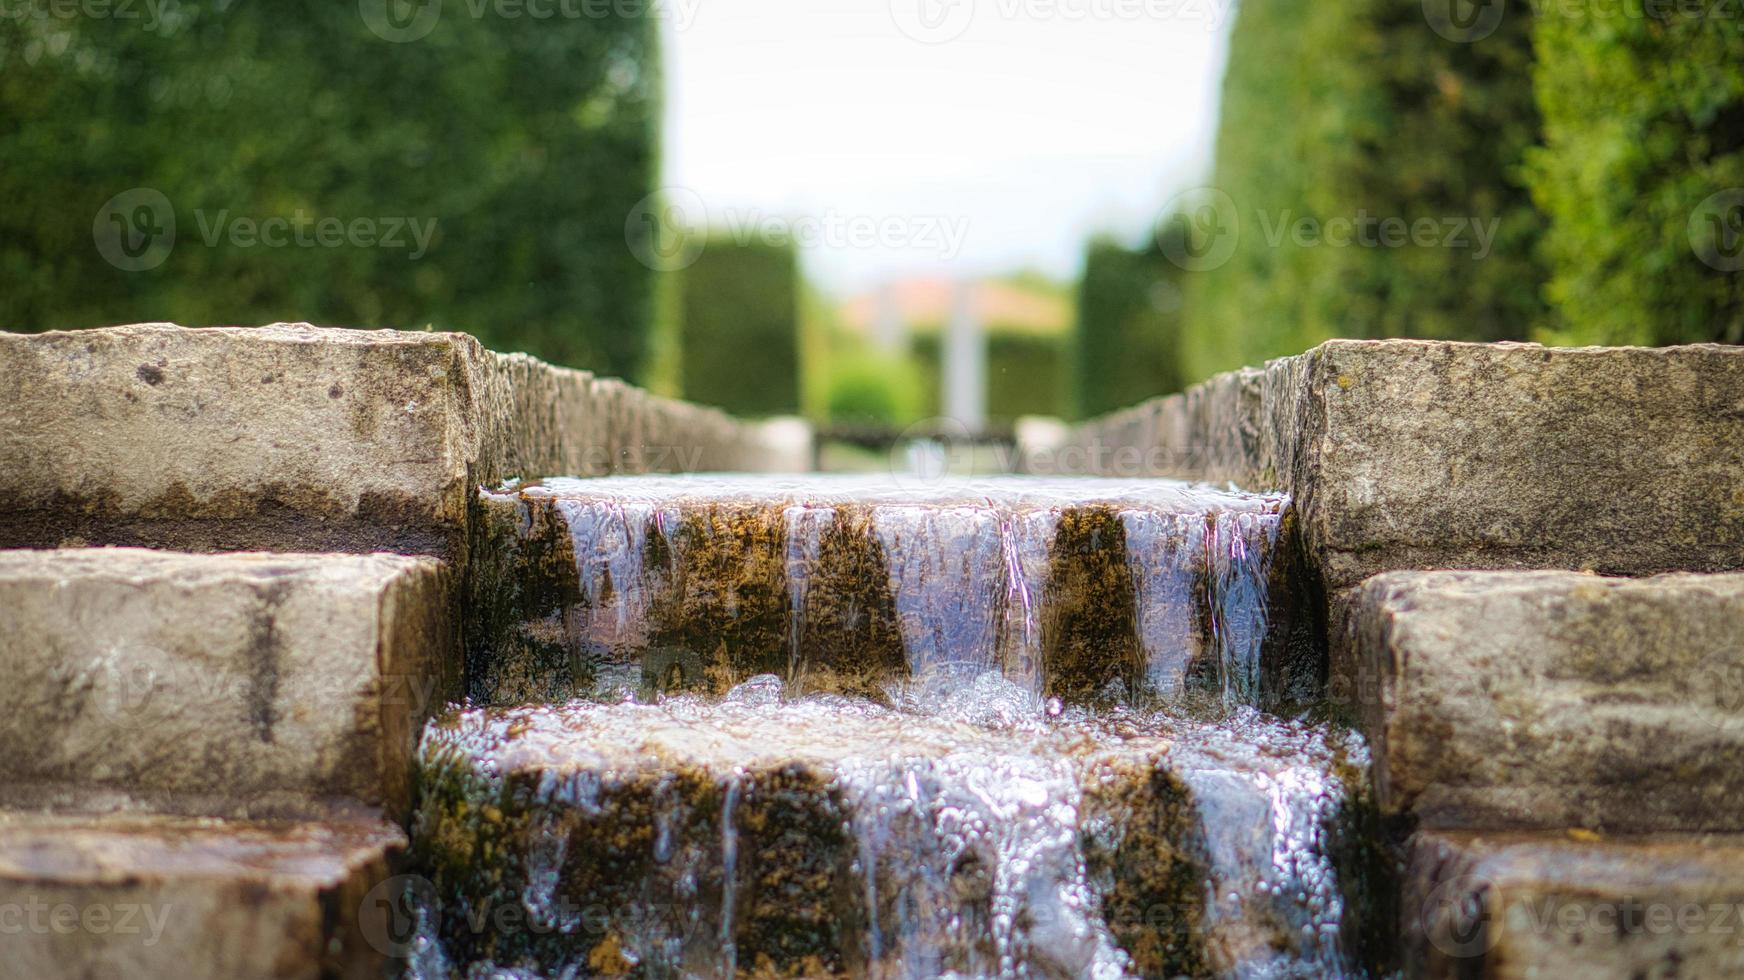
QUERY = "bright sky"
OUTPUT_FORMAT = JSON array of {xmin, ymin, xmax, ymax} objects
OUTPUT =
[{"xmin": 662, "ymin": 0, "xmax": 1232, "ymax": 293}]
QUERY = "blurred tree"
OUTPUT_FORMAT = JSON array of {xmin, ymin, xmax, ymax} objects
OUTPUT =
[
  {"xmin": 1073, "ymin": 234, "xmax": 1184, "ymax": 418},
  {"xmin": 1527, "ymin": 2, "xmax": 1744, "ymax": 345},
  {"xmin": 1180, "ymin": 0, "xmax": 1546, "ymax": 380},
  {"xmin": 678, "ymin": 237, "xmax": 799, "ymax": 416},
  {"xmin": 0, "ymin": 0, "xmax": 661, "ymax": 377}
]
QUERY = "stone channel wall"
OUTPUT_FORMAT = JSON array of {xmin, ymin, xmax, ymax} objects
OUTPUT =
[
  {"xmin": 0, "ymin": 322, "xmax": 808, "ymax": 556},
  {"xmin": 1047, "ymin": 339, "xmax": 1744, "ymax": 591}
]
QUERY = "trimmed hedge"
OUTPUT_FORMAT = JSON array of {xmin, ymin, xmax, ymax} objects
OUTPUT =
[
  {"xmin": 824, "ymin": 354, "xmax": 921, "ymax": 425},
  {"xmin": 1073, "ymin": 235, "xmax": 1186, "ymax": 417},
  {"xmin": 0, "ymin": 2, "xmax": 660, "ymax": 377},
  {"xmin": 909, "ymin": 330, "xmax": 1067, "ymax": 426},
  {"xmin": 1180, "ymin": 0, "xmax": 1546, "ymax": 380},
  {"xmin": 678, "ymin": 238, "xmax": 800, "ymax": 416},
  {"xmin": 1526, "ymin": 3, "xmax": 1744, "ymax": 345}
]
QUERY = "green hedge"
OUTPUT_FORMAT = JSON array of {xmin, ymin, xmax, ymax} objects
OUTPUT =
[
  {"xmin": 1180, "ymin": 0, "xmax": 1546, "ymax": 380},
  {"xmin": 678, "ymin": 238, "xmax": 799, "ymax": 416},
  {"xmin": 0, "ymin": 2, "xmax": 660, "ymax": 377},
  {"xmin": 909, "ymin": 330, "xmax": 1067, "ymax": 425},
  {"xmin": 1073, "ymin": 235, "xmax": 1186, "ymax": 417},
  {"xmin": 1526, "ymin": 3, "xmax": 1744, "ymax": 345},
  {"xmin": 823, "ymin": 354, "xmax": 921, "ymax": 425}
]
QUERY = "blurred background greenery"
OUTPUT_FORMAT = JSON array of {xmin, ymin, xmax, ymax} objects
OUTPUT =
[{"xmin": 3, "ymin": 0, "xmax": 1739, "ymax": 424}]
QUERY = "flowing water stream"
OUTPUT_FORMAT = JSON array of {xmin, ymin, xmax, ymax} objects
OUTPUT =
[{"xmin": 409, "ymin": 476, "xmax": 1377, "ymax": 979}]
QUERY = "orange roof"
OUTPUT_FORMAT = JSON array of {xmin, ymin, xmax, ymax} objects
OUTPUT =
[{"xmin": 841, "ymin": 277, "xmax": 1070, "ymax": 337}]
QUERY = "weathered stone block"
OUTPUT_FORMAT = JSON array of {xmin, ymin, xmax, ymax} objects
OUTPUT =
[
  {"xmin": 1060, "ymin": 341, "xmax": 1744, "ymax": 589},
  {"xmin": 0, "ymin": 811, "xmax": 404, "ymax": 980},
  {"xmin": 1337, "ymin": 570, "xmax": 1744, "ymax": 831},
  {"xmin": 0, "ymin": 548, "xmax": 454, "ymax": 817},
  {"xmin": 1404, "ymin": 830, "xmax": 1744, "ymax": 979},
  {"xmin": 0, "ymin": 323, "xmax": 801, "ymax": 554}
]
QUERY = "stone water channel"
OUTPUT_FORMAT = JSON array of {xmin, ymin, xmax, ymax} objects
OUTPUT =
[{"xmin": 403, "ymin": 476, "xmax": 1385, "ymax": 978}]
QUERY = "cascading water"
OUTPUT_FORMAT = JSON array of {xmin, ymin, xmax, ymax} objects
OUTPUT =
[
  {"xmin": 469, "ymin": 476, "xmax": 1314, "ymax": 709},
  {"xmin": 414, "ymin": 475, "xmax": 1375, "ymax": 979}
]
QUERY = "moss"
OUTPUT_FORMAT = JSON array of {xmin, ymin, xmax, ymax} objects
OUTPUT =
[
  {"xmin": 787, "ymin": 506, "xmax": 908, "ymax": 699},
  {"xmin": 646, "ymin": 503, "xmax": 792, "ymax": 690},
  {"xmin": 1042, "ymin": 506, "xmax": 1143, "ymax": 703},
  {"xmin": 1253, "ymin": 509, "xmax": 1324, "ymax": 712},
  {"xmin": 463, "ymin": 493, "xmax": 585, "ymax": 704},
  {"xmin": 728, "ymin": 764, "xmax": 860, "ymax": 975},
  {"xmin": 413, "ymin": 737, "xmax": 859, "ymax": 977},
  {"xmin": 1080, "ymin": 760, "xmax": 1209, "ymax": 978}
]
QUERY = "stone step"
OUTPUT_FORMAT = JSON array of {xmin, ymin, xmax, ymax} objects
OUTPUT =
[
  {"xmin": 0, "ymin": 548, "xmax": 455, "ymax": 818},
  {"xmin": 464, "ymin": 475, "xmax": 1320, "ymax": 711},
  {"xmin": 0, "ymin": 323, "xmax": 804, "ymax": 556},
  {"xmin": 1334, "ymin": 570, "xmax": 1744, "ymax": 832},
  {"xmin": 1056, "ymin": 340, "xmax": 1744, "ymax": 590},
  {"xmin": 410, "ymin": 689, "xmax": 1372, "ymax": 978},
  {"xmin": 1404, "ymin": 830, "xmax": 1744, "ymax": 979},
  {"xmin": 0, "ymin": 809, "xmax": 405, "ymax": 980}
]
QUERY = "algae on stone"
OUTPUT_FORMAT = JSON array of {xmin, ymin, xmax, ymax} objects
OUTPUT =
[
  {"xmin": 1079, "ymin": 758, "xmax": 1210, "ymax": 977},
  {"xmin": 786, "ymin": 505, "xmax": 909, "ymax": 699},
  {"xmin": 1041, "ymin": 506, "xmax": 1144, "ymax": 704}
]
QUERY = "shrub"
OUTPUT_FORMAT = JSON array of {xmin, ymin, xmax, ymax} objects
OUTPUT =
[
  {"xmin": 824, "ymin": 355, "xmax": 921, "ymax": 425},
  {"xmin": 0, "ymin": 2, "xmax": 661, "ymax": 377},
  {"xmin": 678, "ymin": 238, "xmax": 800, "ymax": 416},
  {"xmin": 1526, "ymin": 2, "xmax": 1744, "ymax": 345}
]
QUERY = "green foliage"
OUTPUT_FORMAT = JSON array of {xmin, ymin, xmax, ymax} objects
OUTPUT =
[
  {"xmin": 678, "ymin": 237, "xmax": 799, "ymax": 416},
  {"xmin": 823, "ymin": 354, "xmax": 920, "ymax": 425},
  {"xmin": 909, "ymin": 330, "xmax": 1067, "ymax": 425},
  {"xmin": 0, "ymin": 0, "xmax": 660, "ymax": 377},
  {"xmin": 1181, "ymin": 0, "xmax": 1546, "ymax": 381},
  {"xmin": 1073, "ymin": 235, "xmax": 1185, "ymax": 417},
  {"xmin": 1526, "ymin": 2, "xmax": 1744, "ymax": 345},
  {"xmin": 988, "ymin": 332, "xmax": 1066, "ymax": 422}
]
